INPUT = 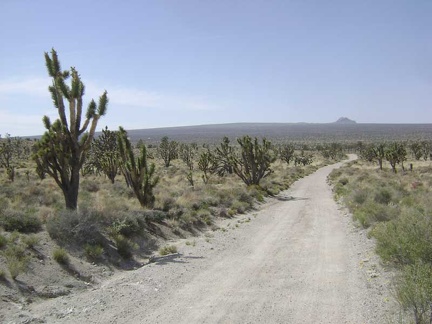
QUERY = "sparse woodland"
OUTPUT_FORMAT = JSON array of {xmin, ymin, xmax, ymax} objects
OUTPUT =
[{"xmin": 1, "ymin": 50, "xmax": 432, "ymax": 323}]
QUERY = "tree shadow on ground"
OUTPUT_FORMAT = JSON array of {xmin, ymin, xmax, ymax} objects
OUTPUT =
[
  {"xmin": 148, "ymin": 253, "xmax": 205, "ymax": 266},
  {"xmin": 276, "ymin": 195, "xmax": 309, "ymax": 202}
]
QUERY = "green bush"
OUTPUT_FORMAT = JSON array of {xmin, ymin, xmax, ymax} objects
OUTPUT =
[
  {"xmin": 396, "ymin": 262, "xmax": 432, "ymax": 324},
  {"xmin": 374, "ymin": 188, "xmax": 392, "ymax": 205},
  {"xmin": 7, "ymin": 256, "xmax": 29, "ymax": 280},
  {"xmin": 372, "ymin": 208, "xmax": 432, "ymax": 265},
  {"xmin": 143, "ymin": 210, "xmax": 167, "ymax": 222},
  {"xmin": 53, "ymin": 247, "xmax": 69, "ymax": 265},
  {"xmin": 46, "ymin": 208, "xmax": 104, "ymax": 245},
  {"xmin": 0, "ymin": 209, "xmax": 42, "ymax": 233},
  {"xmin": 84, "ymin": 244, "xmax": 104, "ymax": 260},
  {"xmin": 350, "ymin": 189, "xmax": 368, "ymax": 205},
  {"xmin": 109, "ymin": 216, "xmax": 142, "ymax": 238},
  {"xmin": 159, "ymin": 245, "xmax": 177, "ymax": 256},
  {"xmin": 22, "ymin": 234, "xmax": 40, "ymax": 248},
  {"xmin": 3, "ymin": 244, "xmax": 29, "ymax": 280},
  {"xmin": 0, "ymin": 234, "xmax": 6, "ymax": 248},
  {"xmin": 113, "ymin": 234, "xmax": 137, "ymax": 259}
]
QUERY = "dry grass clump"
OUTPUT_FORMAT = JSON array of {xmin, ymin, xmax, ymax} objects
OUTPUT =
[
  {"xmin": 52, "ymin": 247, "xmax": 69, "ymax": 265},
  {"xmin": 84, "ymin": 244, "xmax": 104, "ymax": 261},
  {"xmin": 1, "ymin": 234, "xmax": 30, "ymax": 280},
  {"xmin": 159, "ymin": 245, "xmax": 178, "ymax": 256}
]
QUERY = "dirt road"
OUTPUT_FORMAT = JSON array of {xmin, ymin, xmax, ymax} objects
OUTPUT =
[{"xmin": 7, "ymin": 157, "xmax": 394, "ymax": 323}]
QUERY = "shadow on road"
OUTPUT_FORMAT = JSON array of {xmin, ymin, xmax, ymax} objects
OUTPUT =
[
  {"xmin": 150, "ymin": 254, "xmax": 205, "ymax": 266},
  {"xmin": 276, "ymin": 195, "xmax": 309, "ymax": 202}
]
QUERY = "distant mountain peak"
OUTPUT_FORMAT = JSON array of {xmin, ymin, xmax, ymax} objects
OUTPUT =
[{"xmin": 334, "ymin": 117, "xmax": 356, "ymax": 124}]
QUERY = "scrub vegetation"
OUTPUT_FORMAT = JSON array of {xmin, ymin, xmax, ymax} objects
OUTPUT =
[{"xmin": 329, "ymin": 141, "xmax": 432, "ymax": 324}]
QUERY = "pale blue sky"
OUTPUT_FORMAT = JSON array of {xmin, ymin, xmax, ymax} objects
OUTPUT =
[{"xmin": 1, "ymin": 0, "xmax": 431, "ymax": 136}]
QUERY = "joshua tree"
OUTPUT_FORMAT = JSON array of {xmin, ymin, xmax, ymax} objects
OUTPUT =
[
  {"xmin": 213, "ymin": 136, "xmax": 234, "ymax": 176},
  {"xmin": 117, "ymin": 127, "xmax": 159, "ymax": 208},
  {"xmin": 294, "ymin": 153, "xmax": 314, "ymax": 166},
  {"xmin": 279, "ymin": 143, "xmax": 295, "ymax": 165},
  {"xmin": 179, "ymin": 143, "xmax": 198, "ymax": 187},
  {"xmin": 215, "ymin": 136, "xmax": 275, "ymax": 186},
  {"xmin": 420, "ymin": 141, "xmax": 431, "ymax": 161},
  {"xmin": 33, "ymin": 49, "xmax": 108, "ymax": 209},
  {"xmin": 198, "ymin": 149, "xmax": 215, "ymax": 184},
  {"xmin": 86, "ymin": 126, "xmax": 120, "ymax": 183},
  {"xmin": 318, "ymin": 143, "xmax": 343, "ymax": 160},
  {"xmin": 0, "ymin": 133, "xmax": 24, "ymax": 181},
  {"xmin": 409, "ymin": 141, "xmax": 423, "ymax": 161},
  {"xmin": 385, "ymin": 142, "xmax": 407, "ymax": 173},
  {"xmin": 158, "ymin": 136, "xmax": 178, "ymax": 167}
]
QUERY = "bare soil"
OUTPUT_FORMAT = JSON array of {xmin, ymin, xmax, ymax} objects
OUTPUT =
[{"xmin": 1, "ymin": 157, "xmax": 397, "ymax": 323}]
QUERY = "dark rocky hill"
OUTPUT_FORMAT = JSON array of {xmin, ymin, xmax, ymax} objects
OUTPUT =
[{"xmin": 334, "ymin": 117, "xmax": 357, "ymax": 124}]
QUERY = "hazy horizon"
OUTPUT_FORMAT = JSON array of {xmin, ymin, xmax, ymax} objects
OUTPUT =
[{"xmin": 1, "ymin": 1, "xmax": 431, "ymax": 136}]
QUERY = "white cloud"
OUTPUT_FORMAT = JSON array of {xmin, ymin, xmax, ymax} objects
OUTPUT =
[
  {"xmin": 0, "ymin": 77, "xmax": 219, "ymax": 112},
  {"xmin": 0, "ymin": 77, "xmax": 51, "ymax": 98},
  {"xmin": 86, "ymin": 82, "xmax": 218, "ymax": 112},
  {"xmin": 0, "ymin": 77, "xmax": 223, "ymax": 135},
  {"xmin": 0, "ymin": 110, "xmax": 48, "ymax": 136}
]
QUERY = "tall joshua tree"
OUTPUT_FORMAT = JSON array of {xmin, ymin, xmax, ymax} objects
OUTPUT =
[{"xmin": 33, "ymin": 49, "xmax": 108, "ymax": 209}]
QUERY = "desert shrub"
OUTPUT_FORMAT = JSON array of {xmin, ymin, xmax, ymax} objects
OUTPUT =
[
  {"xmin": 22, "ymin": 234, "xmax": 40, "ymax": 248},
  {"xmin": 38, "ymin": 191, "xmax": 62, "ymax": 207},
  {"xmin": 3, "ymin": 243, "xmax": 26, "ymax": 259},
  {"xmin": 158, "ymin": 195, "xmax": 177, "ymax": 212},
  {"xmin": 201, "ymin": 194, "xmax": 220, "ymax": 208},
  {"xmin": 350, "ymin": 189, "xmax": 368, "ymax": 205},
  {"xmin": 3, "ymin": 244, "xmax": 29, "ymax": 280},
  {"xmin": 230, "ymin": 200, "xmax": 250, "ymax": 214},
  {"xmin": 112, "ymin": 234, "xmax": 136, "ymax": 259},
  {"xmin": 159, "ymin": 245, "xmax": 177, "ymax": 256},
  {"xmin": 0, "ymin": 209, "xmax": 42, "ymax": 233},
  {"xmin": 53, "ymin": 247, "xmax": 69, "ymax": 265},
  {"xmin": 84, "ymin": 244, "xmax": 104, "ymax": 260},
  {"xmin": 352, "ymin": 202, "xmax": 396, "ymax": 228},
  {"xmin": 338, "ymin": 177, "xmax": 349, "ymax": 186},
  {"xmin": 0, "ymin": 234, "xmax": 6, "ymax": 248},
  {"xmin": 38, "ymin": 206, "xmax": 55, "ymax": 223},
  {"xmin": 246, "ymin": 185, "xmax": 265, "ymax": 203},
  {"xmin": 110, "ymin": 215, "xmax": 142, "ymax": 237},
  {"xmin": 7, "ymin": 230, "xmax": 20, "ymax": 243},
  {"xmin": 179, "ymin": 211, "xmax": 194, "ymax": 226},
  {"xmin": 328, "ymin": 168, "xmax": 343, "ymax": 181},
  {"xmin": 396, "ymin": 262, "xmax": 432, "ymax": 324},
  {"xmin": 7, "ymin": 256, "xmax": 29, "ymax": 279},
  {"xmin": 167, "ymin": 206, "xmax": 185, "ymax": 220},
  {"xmin": 142, "ymin": 210, "xmax": 167, "ymax": 222},
  {"xmin": 81, "ymin": 179, "xmax": 100, "ymax": 193},
  {"xmin": 374, "ymin": 188, "xmax": 392, "ymax": 205},
  {"xmin": 372, "ymin": 208, "xmax": 432, "ymax": 265},
  {"xmin": 0, "ymin": 197, "xmax": 9, "ymax": 214},
  {"xmin": 333, "ymin": 183, "xmax": 348, "ymax": 197},
  {"xmin": 47, "ymin": 208, "xmax": 104, "ymax": 245},
  {"xmin": 199, "ymin": 211, "xmax": 213, "ymax": 225}
]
